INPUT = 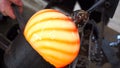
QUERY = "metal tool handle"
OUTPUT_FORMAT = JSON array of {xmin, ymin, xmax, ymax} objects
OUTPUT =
[
  {"xmin": 12, "ymin": 4, "xmax": 25, "ymax": 32},
  {"xmin": 87, "ymin": 0, "xmax": 105, "ymax": 13}
]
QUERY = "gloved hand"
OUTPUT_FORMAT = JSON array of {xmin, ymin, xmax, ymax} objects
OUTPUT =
[{"xmin": 0, "ymin": 0, "xmax": 23, "ymax": 19}]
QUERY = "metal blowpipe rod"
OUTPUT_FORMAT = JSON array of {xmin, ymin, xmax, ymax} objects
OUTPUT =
[{"xmin": 87, "ymin": 0, "xmax": 105, "ymax": 13}]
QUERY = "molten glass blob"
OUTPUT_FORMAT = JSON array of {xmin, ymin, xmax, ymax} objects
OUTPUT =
[{"xmin": 24, "ymin": 9, "xmax": 80, "ymax": 68}]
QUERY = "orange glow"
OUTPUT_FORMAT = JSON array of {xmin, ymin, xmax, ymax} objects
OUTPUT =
[{"xmin": 24, "ymin": 9, "xmax": 80, "ymax": 67}]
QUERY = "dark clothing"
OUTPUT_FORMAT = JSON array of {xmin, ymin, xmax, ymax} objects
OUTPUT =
[{"xmin": 45, "ymin": 0, "xmax": 96, "ymax": 10}]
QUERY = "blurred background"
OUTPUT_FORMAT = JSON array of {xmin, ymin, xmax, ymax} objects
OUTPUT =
[{"xmin": 0, "ymin": 0, "xmax": 120, "ymax": 68}]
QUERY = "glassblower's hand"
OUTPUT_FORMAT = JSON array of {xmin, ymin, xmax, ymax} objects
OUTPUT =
[{"xmin": 0, "ymin": 0, "xmax": 23, "ymax": 19}]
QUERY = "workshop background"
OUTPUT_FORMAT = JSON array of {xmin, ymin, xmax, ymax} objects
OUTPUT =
[{"xmin": 0, "ymin": 0, "xmax": 120, "ymax": 68}]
